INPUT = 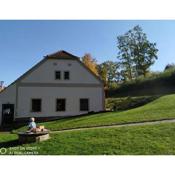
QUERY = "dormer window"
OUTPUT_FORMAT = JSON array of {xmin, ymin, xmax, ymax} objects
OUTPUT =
[
  {"xmin": 55, "ymin": 71, "xmax": 61, "ymax": 80},
  {"xmin": 64, "ymin": 71, "xmax": 70, "ymax": 80}
]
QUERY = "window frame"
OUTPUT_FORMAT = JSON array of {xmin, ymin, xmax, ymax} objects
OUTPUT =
[
  {"xmin": 31, "ymin": 98, "xmax": 42, "ymax": 112},
  {"xmin": 80, "ymin": 98, "xmax": 89, "ymax": 111},
  {"xmin": 55, "ymin": 71, "xmax": 61, "ymax": 80},
  {"xmin": 56, "ymin": 98, "xmax": 66, "ymax": 112},
  {"xmin": 64, "ymin": 71, "xmax": 70, "ymax": 80}
]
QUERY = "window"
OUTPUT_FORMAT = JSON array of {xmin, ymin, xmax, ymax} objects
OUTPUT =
[
  {"xmin": 56, "ymin": 99, "xmax": 66, "ymax": 111},
  {"xmin": 55, "ymin": 71, "xmax": 61, "ymax": 80},
  {"xmin": 64, "ymin": 71, "xmax": 70, "ymax": 80},
  {"xmin": 31, "ymin": 99, "xmax": 41, "ymax": 112},
  {"xmin": 80, "ymin": 99, "xmax": 89, "ymax": 111}
]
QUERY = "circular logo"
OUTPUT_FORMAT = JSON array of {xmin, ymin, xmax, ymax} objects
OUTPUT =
[{"xmin": 0, "ymin": 148, "xmax": 7, "ymax": 155}]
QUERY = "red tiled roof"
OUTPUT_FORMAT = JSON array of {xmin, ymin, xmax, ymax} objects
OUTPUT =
[{"xmin": 46, "ymin": 50, "xmax": 79, "ymax": 59}]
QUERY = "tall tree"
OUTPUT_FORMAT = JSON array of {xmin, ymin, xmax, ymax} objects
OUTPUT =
[
  {"xmin": 98, "ymin": 61, "xmax": 120, "ymax": 88},
  {"xmin": 97, "ymin": 63, "xmax": 107, "ymax": 85},
  {"xmin": 117, "ymin": 35, "xmax": 134, "ymax": 81},
  {"xmin": 117, "ymin": 25, "xmax": 158, "ymax": 80},
  {"xmin": 81, "ymin": 53, "xmax": 99, "ymax": 76}
]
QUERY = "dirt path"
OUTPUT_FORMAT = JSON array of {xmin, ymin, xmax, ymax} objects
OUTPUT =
[{"xmin": 50, "ymin": 118, "xmax": 175, "ymax": 133}]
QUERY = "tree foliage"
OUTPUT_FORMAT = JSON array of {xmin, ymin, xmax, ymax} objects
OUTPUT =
[
  {"xmin": 81, "ymin": 53, "xmax": 99, "ymax": 76},
  {"xmin": 97, "ymin": 63, "xmax": 107, "ymax": 84},
  {"xmin": 117, "ymin": 25, "xmax": 158, "ymax": 80},
  {"xmin": 164, "ymin": 63, "xmax": 175, "ymax": 71},
  {"xmin": 98, "ymin": 61, "xmax": 120, "ymax": 88}
]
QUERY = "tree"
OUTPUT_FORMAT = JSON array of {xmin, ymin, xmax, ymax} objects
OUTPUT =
[
  {"xmin": 81, "ymin": 53, "xmax": 99, "ymax": 76},
  {"xmin": 117, "ymin": 25, "xmax": 158, "ymax": 80},
  {"xmin": 97, "ymin": 63, "xmax": 107, "ymax": 85},
  {"xmin": 164, "ymin": 63, "xmax": 175, "ymax": 71},
  {"xmin": 98, "ymin": 61, "xmax": 120, "ymax": 88},
  {"xmin": 117, "ymin": 35, "xmax": 134, "ymax": 81},
  {"xmin": 0, "ymin": 81, "xmax": 4, "ymax": 92}
]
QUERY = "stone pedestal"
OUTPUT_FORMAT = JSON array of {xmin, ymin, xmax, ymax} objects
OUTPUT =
[{"xmin": 18, "ymin": 131, "xmax": 50, "ymax": 144}]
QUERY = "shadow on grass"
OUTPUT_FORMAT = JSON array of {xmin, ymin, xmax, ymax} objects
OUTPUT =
[
  {"xmin": 0, "ymin": 111, "xmax": 110, "ymax": 132},
  {"xmin": 0, "ymin": 123, "xmax": 26, "ymax": 132},
  {"xmin": 0, "ymin": 139, "xmax": 21, "ymax": 148}
]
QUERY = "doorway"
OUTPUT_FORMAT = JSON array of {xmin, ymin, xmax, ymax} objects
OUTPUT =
[{"xmin": 2, "ymin": 104, "xmax": 14, "ymax": 125}]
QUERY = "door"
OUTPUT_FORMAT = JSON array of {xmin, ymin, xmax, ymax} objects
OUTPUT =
[{"xmin": 2, "ymin": 104, "xmax": 14, "ymax": 125}]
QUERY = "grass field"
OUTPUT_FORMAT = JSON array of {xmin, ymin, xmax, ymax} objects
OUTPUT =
[
  {"xmin": 14, "ymin": 94, "xmax": 175, "ymax": 132},
  {"xmin": 1, "ymin": 122, "xmax": 175, "ymax": 155},
  {"xmin": 1, "ymin": 94, "xmax": 175, "ymax": 155}
]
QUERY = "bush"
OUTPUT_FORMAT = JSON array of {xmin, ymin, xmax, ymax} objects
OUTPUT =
[
  {"xmin": 105, "ymin": 96, "xmax": 159, "ymax": 111},
  {"xmin": 108, "ymin": 69, "xmax": 175, "ymax": 97}
]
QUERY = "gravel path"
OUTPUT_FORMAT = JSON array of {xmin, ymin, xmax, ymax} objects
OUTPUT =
[{"xmin": 50, "ymin": 118, "xmax": 175, "ymax": 133}]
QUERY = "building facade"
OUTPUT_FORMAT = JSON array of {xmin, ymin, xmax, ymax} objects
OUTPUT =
[{"xmin": 0, "ymin": 50, "xmax": 105, "ymax": 125}]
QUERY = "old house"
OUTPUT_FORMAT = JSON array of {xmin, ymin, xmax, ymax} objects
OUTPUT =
[{"xmin": 0, "ymin": 50, "xmax": 105, "ymax": 125}]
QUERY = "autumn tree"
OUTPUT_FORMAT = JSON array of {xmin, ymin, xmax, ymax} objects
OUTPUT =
[
  {"xmin": 117, "ymin": 25, "xmax": 158, "ymax": 80},
  {"xmin": 0, "ymin": 81, "xmax": 4, "ymax": 92},
  {"xmin": 81, "ymin": 53, "xmax": 99, "ymax": 76}
]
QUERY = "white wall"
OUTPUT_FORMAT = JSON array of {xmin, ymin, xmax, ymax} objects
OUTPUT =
[
  {"xmin": 17, "ymin": 86, "xmax": 103, "ymax": 118},
  {"xmin": 0, "ymin": 58, "xmax": 104, "ymax": 125},
  {"xmin": 0, "ymin": 84, "xmax": 16, "ymax": 125},
  {"xmin": 21, "ymin": 59, "xmax": 100, "ymax": 84}
]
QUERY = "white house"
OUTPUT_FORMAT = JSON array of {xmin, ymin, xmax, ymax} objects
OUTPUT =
[{"xmin": 0, "ymin": 50, "xmax": 105, "ymax": 125}]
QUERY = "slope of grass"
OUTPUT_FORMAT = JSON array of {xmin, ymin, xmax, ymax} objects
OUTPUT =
[
  {"xmin": 106, "ymin": 96, "xmax": 159, "ymax": 111},
  {"xmin": 2, "ymin": 122, "xmax": 175, "ymax": 155},
  {"xmin": 14, "ymin": 94, "xmax": 175, "ymax": 132}
]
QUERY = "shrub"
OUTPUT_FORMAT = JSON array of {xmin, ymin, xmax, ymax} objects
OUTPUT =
[
  {"xmin": 105, "ymin": 96, "xmax": 159, "ymax": 111},
  {"xmin": 108, "ymin": 69, "xmax": 175, "ymax": 97}
]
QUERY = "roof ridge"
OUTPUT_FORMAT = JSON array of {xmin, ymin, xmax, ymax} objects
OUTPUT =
[{"xmin": 46, "ymin": 50, "xmax": 80, "ymax": 59}]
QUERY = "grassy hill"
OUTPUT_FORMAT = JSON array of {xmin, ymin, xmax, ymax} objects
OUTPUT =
[
  {"xmin": 105, "ymin": 95, "xmax": 159, "ymax": 111},
  {"xmin": 2, "ymin": 122, "xmax": 175, "ymax": 155},
  {"xmin": 2, "ymin": 94, "xmax": 175, "ymax": 155},
  {"xmin": 14, "ymin": 94, "xmax": 175, "ymax": 132},
  {"xmin": 108, "ymin": 68, "xmax": 175, "ymax": 97}
]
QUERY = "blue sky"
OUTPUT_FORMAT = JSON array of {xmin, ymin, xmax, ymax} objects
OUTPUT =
[{"xmin": 0, "ymin": 20, "xmax": 175, "ymax": 86}]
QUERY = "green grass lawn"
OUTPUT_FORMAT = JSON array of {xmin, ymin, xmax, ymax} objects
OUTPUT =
[
  {"xmin": 1, "ymin": 122, "xmax": 175, "ymax": 155},
  {"xmin": 2, "ymin": 94, "xmax": 175, "ymax": 155},
  {"xmin": 15, "ymin": 94, "xmax": 175, "ymax": 132}
]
